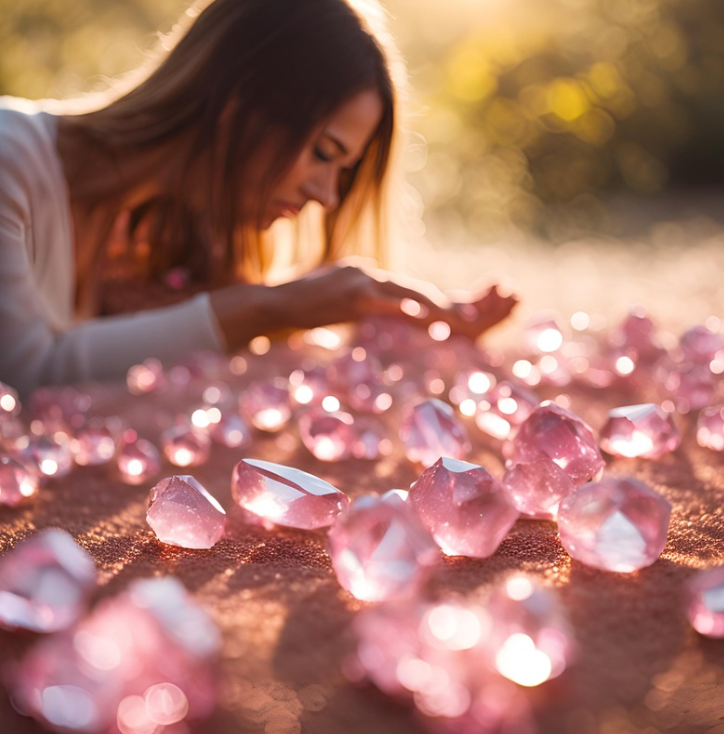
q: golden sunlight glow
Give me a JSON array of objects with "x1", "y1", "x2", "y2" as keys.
[
  {"x1": 305, "y1": 328, "x2": 342, "y2": 350},
  {"x1": 40, "y1": 459, "x2": 59, "y2": 476},
  {"x1": 293, "y1": 385, "x2": 314, "y2": 404},
  {"x1": 126, "y1": 459, "x2": 145, "y2": 477},
  {"x1": 322, "y1": 396, "x2": 341, "y2": 412},
  {"x1": 536, "y1": 327, "x2": 564, "y2": 352},
  {"x1": 400, "y1": 298, "x2": 423, "y2": 317},
  {"x1": 608, "y1": 430, "x2": 655, "y2": 457},
  {"x1": 615, "y1": 356, "x2": 636, "y2": 375},
  {"x1": 249, "y1": 336, "x2": 271, "y2": 355},
  {"x1": 495, "y1": 633, "x2": 553, "y2": 687},
  {"x1": 498, "y1": 397, "x2": 518, "y2": 415},
  {"x1": 424, "y1": 605, "x2": 483, "y2": 650},
  {"x1": 459, "y1": 398, "x2": 477, "y2": 416},
  {"x1": 476, "y1": 409, "x2": 512, "y2": 440},
  {"x1": 468, "y1": 371, "x2": 494, "y2": 394},
  {"x1": 170, "y1": 448, "x2": 195, "y2": 467},
  {"x1": 505, "y1": 575, "x2": 534, "y2": 601},
  {"x1": 253, "y1": 408, "x2": 287, "y2": 431}
]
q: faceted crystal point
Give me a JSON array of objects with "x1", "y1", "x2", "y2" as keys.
[
  {"x1": 599, "y1": 403, "x2": 681, "y2": 459},
  {"x1": 117, "y1": 432, "x2": 162, "y2": 484},
  {"x1": 502, "y1": 458, "x2": 576, "y2": 518},
  {"x1": 558, "y1": 476, "x2": 671, "y2": 573},
  {"x1": 161, "y1": 424, "x2": 211, "y2": 467},
  {"x1": 697, "y1": 405, "x2": 724, "y2": 451},
  {"x1": 328, "y1": 494, "x2": 439, "y2": 602},
  {"x1": 409, "y1": 457, "x2": 519, "y2": 558},
  {"x1": 486, "y1": 575, "x2": 574, "y2": 687},
  {"x1": 298, "y1": 410, "x2": 355, "y2": 462},
  {"x1": 0, "y1": 528, "x2": 96, "y2": 632},
  {"x1": 475, "y1": 381, "x2": 540, "y2": 440},
  {"x1": 147, "y1": 475, "x2": 226, "y2": 549},
  {"x1": 0, "y1": 381, "x2": 21, "y2": 420},
  {"x1": 231, "y1": 458, "x2": 349, "y2": 529},
  {"x1": 239, "y1": 380, "x2": 291, "y2": 432},
  {"x1": 0, "y1": 454, "x2": 39, "y2": 506},
  {"x1": 685, "y1": 566, "x2": 724, "y2": 638},
  {"x1": 400, "y1": 399, "x2": 471, "y2": 468},
  {"x1": 506, "y1": 402, "x2": 605, "y2": 487}
]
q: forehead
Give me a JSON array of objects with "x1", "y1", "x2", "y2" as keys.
[{"x1": 320, "y1": 89, "x2": 385, "y2": 158}]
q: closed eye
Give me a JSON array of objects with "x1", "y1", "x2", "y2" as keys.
[{"x1": 314, "y1": 146, "x2": 333, "y2": 163}]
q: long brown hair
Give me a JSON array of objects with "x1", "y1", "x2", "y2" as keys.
[{"x1": 64, "y1": 0, "x2": 407, "y2": 288}]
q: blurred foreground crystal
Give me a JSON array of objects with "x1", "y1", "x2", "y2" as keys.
[
  {"x1": 9, "y1": 577, "x2": 220, "y2": 733},
  {"x1": 126, "y1": 358, "x2": 166, "y2": 394},
  {"x1": 328, "y1": 492, "x2": 439, "y2": 602},
  {"x1": 505, "y1": 402, "x2": 604, "y2": 487},
  {"x1": 400, "y1": 399, "x2": 471, "y2": 468},
  {"x1": 0, "y1": 454, "x2": 39, "y2": 505},
  {"x1": 502, "y1": 458, "x2": 576, "y2": 519},
  {"x1": 697, "y1": 405, "x2": 724, "y2": 451},
  {"x1": 72, "y1": 419, "x2": 118, "y2": 466},
  {"x1": 558, "y1": 477, "x2": 671, "y2": 573},
  {"x1": 239, "y1": 380, "x2": 291, "y2": 432},
  {"x1": 298, "y1": 410, "x2": 355, "y2": 462},
  {"x1": 117, "y1": 431, "x2": 161, "y2": 484},
  {"x1": 208, "y1": 411, "x2": 252, "y2": 449},
  {"x1": 410, "y1": 457, "x2": 518, "y2": 558},
  {"x1": 685, "y1": 566, "x2": 724, "y2": 638},
  {"x1": 0, "y1": 529, "x2": 96, "y2": 632},
  {"x1": 22, "y1": 435, "x2": 74, "y2": 478},
  {"x1": 231, "y1": 458, "x2": 349, "y2": 529},
  {"x1": 599, "y1": 403, "x2": 681, "y2": 459},
  {"x1": 161, "y1": 424, "x2": 211, "y2": 467},
  {"x1": 147, "y1": 475, "x2": 226, "y2": 549}
]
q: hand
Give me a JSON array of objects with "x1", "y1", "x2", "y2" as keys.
[{"x1": 445, "y1": 284, "x2": 519, "y2": 340}]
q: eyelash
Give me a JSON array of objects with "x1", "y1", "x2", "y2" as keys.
[{"x1": 314, "y1": 147, "x2": 333, "y2": 163}]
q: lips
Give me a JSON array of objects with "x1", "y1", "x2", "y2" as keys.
[{"x1": 277, "y1": 201, "x2": 303, "y2": 217}]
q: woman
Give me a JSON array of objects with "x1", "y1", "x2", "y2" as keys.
[{"x1": 0, "y1": 0, "x2": 516, "y2": 397}]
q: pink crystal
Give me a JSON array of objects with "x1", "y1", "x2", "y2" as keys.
[
  {"x1": 685, "y1": 566, "x2": 724, "y2": 638},
  {"x1": 400, "y1": 399, "x2": 471, "y2": 468},
  {"x1": 327, "y1": 349, "x2": 382, "y2": 389},
  {"x1": 299, "y1": 410, "x2": 354, "y2": 462},
  {"x1": 409, "y1": 457, "x2": 519, "y2": 558},
  {"x1": 9, "y1": 576, "x2": 219, "y2": 733},
  {"x1": 239, "y1": 380, "x2": 292, "y2": 432},
  {"x1": 328, "y1": 493, "x2": 439, "y2": 601},
  {"x1": 348, "y1": 380, "x2": 394, "y2": 414},
  {"x1": 289, "y1": 366, "x2": 330, "y2": 406},
  {"x1": 661, "y1": 362, "x2": 716, "y2": 413},
  {"x1": 28, "y1": 386, "x2": 91, "y2": 433},
  {"x1": 72, "y1": 419, "x2": 118, "y2": 466},
  {"x1": 557, "y1": 476, "x2": 671, "y2": 572},
  {"x1": 502, "y1": 458, "x2": 576, "y2": 518},
  {"x1": 486, "y1": 575, "x2": 574, "y2": 687},
  {"x1": 126, "y1": 358, "x2": 166, "y2": 395},
  {"x1": 0, "y1": 529, "x2": 96, "y2": 632},
  {"x1": 697, "y1": 405, "x2": 724, "y2": 450},
  {"x1": 209, "y1": 411, "x2": 252, "y2": 448},
  {"x1": 147, "y1": 475, "x2": 226, "y2": 549},
  {"x1": 231, "y1": 458, "x2": 349, "y2": 529},
  {"x1": 27, "y1": 435, "x2": 74, "y2": 478},
  {"x1": 609, "y1": 308, "x2": 665, "y2": 363},
  {"x1": 161, "y1": 424, "x2": 211, "y2": 467},
  {"x1": 505, "y1": 402, "x2": 605, "y2": 487},
  {"x1": 679, "y1": 324, "x2": 724, "y2": 364},
  {"x1": 526, "y1": 315, "x2": 564, "y2": 353},
  {"x1": 117, "y1": 431, "x2": 162, "y2": 484},
  {"x1": 0, "y1": 454, "x2": 38, "y2": 505},
  {"x1": 475, "y1": 381, "x2": 539, "y2": 440},
  {"x1": 351, "y1": 418, "x2": 392, "y2": 460},
  {"x1": 599, "y1": 403, "x2": 681, "y2": 459},
  {"x1": 0, "y1": 381, "x2": 21, "y2": 420}
]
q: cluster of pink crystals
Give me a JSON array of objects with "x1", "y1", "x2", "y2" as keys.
[{"x1": 400, "y1": 399, "x2": 471, "y2": 468}]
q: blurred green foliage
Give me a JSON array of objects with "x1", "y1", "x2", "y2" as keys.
[{"x1": 3, "y1": 0, "x2": 724, "y2": 239}]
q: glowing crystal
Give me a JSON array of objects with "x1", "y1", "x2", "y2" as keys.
[
  {"x1": 0, "y1": 381, "x2": 21, "y2": 420},
  {"x1": 72, "y1": 419, "x2": 118, "y2": 466},
  {"x1": 599, "y1": 403, "x2": 681, "y2": 459},
  {"x1": 299, "y1": 410, "x2": 354, "y2": 462},
  {"x1": 685, "y1": 566, "x2": 724, "y2": 638},
  {"x1": 117, "y1": 432, "x2": 161, "y2": 485},
  {"x1": 502, "y1": 458, "x2": 576, "y2": 518},
  {"x1": 239, "y1": 380, "x2": 291, "y2": 432},
  {"x1": 209, "y1": 411, "x2": 252, "y2": 449},
  {"x1": 475, "y1": 381, "x2": 539, "y2": 440},
  {"x1": 0, "y1": 454, "x2": 38, "y2": 505},
  {"x1": 161, "y1": 424, "x2": 211, "y2": 467},
  {"x1": 697, "y1": 405, "x2": 724, "y2": 451}
]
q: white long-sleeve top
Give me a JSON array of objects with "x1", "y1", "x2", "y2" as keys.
[{"x1": 0, "y1": 97, "x2": 225, "y2": 397}]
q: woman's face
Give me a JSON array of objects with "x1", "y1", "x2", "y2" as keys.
[{"x1": 254, "y1": 89, "x2": 385, "y2": 229}]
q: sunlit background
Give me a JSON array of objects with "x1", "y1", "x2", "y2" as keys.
[{"x1": 3, "y1": 0, "x2": 724, "y2": 325}]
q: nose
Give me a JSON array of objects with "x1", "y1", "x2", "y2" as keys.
[{"x1": 303, "y1": 168, "x2": 340, "y2": 213}]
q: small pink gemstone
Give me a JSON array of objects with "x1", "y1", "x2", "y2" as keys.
[
  {"x1": 679, "y1": 325, "x2": 724, "y2": 364},
  {"x1": 697, "y1": 405, "x2": 724, "y2": 450},
  {"x1": 685, "y1": 566, "x2": 724, "y2": 638},
  {"x1": 126, "y1": 358, "x2": 166, "y2": 395},
  {"x1": 400, "y1": 399, "x2": 471, "y2": 467},
  {"x1": 610, "y1": 308, "x2": 665, "y2": 363},
  {"x1": 486, "y1": 575, "x2": 574, "y2": 686},
  {"x1": 327, "y1": 350, "x2": 383, "y2": 389},
  {"x1": 662, "y1": 362, "x2": 716, "y2": 413},
  {"x1": 28, "y1": 386, "x2": 92, "y2": 433},
  {"x1": 0, "y1": 381, "x2": 21, "y2": 420},
  {"x1": 351, "y1": 418, "x2": 391, "y2": 460},
  {"x1": 147, "y1": 475, "x2": 226, "y2": 549},
  {"x1": 117, "y1": 433, "x2": 161, "y2": 485},
  {"x1": 506, "y1": 402, "x2": 604, "y2": 487},
  {"x1": 209, "y1": 411, "x2": 252, "y2": 448},
  {"x1": 161, "y1": 424, "x2": 211, "y2": 467},
  {"x1": 0, "y1": 528, "x2": 96, "y2": 632},
  {"x1": 475, "y1": 381, "x2": 539, "y2": 440},
  {"x1": 239, "y1": 380, "x2": 291, "y2": 432},
  {"x1": 348, "y1": 380, "x2": 394, "y2": 414},
  {"x1": 231, "y1": 458, "x2": 349, "y2": 529},
  {"x1": 502, "y1": 458, "x2": 576, "y2": 518},
  {"x1": 409, "y1": 457, "x2": 519, "y2": 558},
  {"x1": 72, "y1": 419, "x2": 118, "y2": 466},
  {"x1": 526, "y1": 315, "x2": 564, "y2": 353},
  {"x1": 29, "y1": 435, "x2": 74, "y2": 478},
  {"x1": 289, "y1": 365, "x2": 330, "y2": 407},
  {"x1": 298, "y1": 410, "x2": 354, "y2": 462},
  {"x1": 599, "y1": 403, "x2": 681, "y2": 459},
  {"x1": 328, "y1": 494, "x2": 439, "y2": 602},
  {"x1": 558, "y1": 476, "x2": 671, "y2": 573},
  {"x1": 0, "y1": 454, "x2": 38, "y2": 505}
]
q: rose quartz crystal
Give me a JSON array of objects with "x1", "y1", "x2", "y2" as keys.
[
  {"x1": 348, "y1": 380, "x2": 394, "y2": 414},
  {"x1": 289, "y1": 366, "x2": 330, "y2": 406},
  {"x1": 147, "y1": 475, "x2": 226, "y2": 549},
  {"x1": 679, "y1": 324, "x2": 724, "y2": 364},
  {"x1": 399, "y1": 399, "x2": 471, "y2": 468},
  {"x1": 231, "y1": 458, "x2": 349, "y2": 529},
  {"x1": 506, "y1": 402, "x2": 604, "y2": 486},
  {"x1": 9, "y1": 576, "x2": 219, "y2": 733},
  {"x1": 486, "y1": 575, "x2": 574, "y2": 687},
  {"x1": 117, "y1": 432, "x2": 161, "y2": 484},
  {"x1": 409, "y1": 457, "x2": 519, "y2": 557},
  {"x1": 352, "y1": 418, "x2": 391, "y2": 460},
  {"x1": 328, "y1": 492, "x2": 439, "y2": 602},
  {"x1": 239, "y1": 380, "x2": 291, "y2": 432},
  {"x1": 697, "y1": 405, "x2": 724, "y2": 450},
  {"x1": 558, "y1": 476, "x2": 671, "y2": 573},
  {"x1": 0, "y1": 454, "x2": 38, "y2": 506},
  {"x1": 209, "y1": 411, "x2": 252, "y2": 448},
  {"x1": 685, "y1": 566, "x2": 724, "y2": 638},
  {"x1": 126, "y1": 358, "x2": 166, "y2": 395},
  {"x1": 72, "y1": 419, "x2": 118, "y2": 466},
  {"x1": 475, "y1": 381, "x2": 539, "y2": 440},
  {"x1": 298, "y1": 410, "x2": 355, "y2": 462},
  {"x1": 26, "y1": 435, "x2": 74, "y2": 478},
  {"x1": 327, "y1": 350, "x2": 382, "y2": 389},
  {"x1": 0, "y1": 529, "x2": 96, "y2": 633},
  {"x1": 502, "y1": 458, "x2": 576, "y2": 518},
  {"x1": 161, "y1": 424, "x2": 211, "y2": 467},
  {"x1": 599, "y1": 403, "x2": 681, "y2": 459},
  {"x1": 662, "y1": 362, "x2": 716, "y2": 413},
  {"x1": 609, "y1": 308, "x2": 665, "y2": 363}
]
